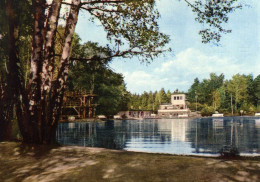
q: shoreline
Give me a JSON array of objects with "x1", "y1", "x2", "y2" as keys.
[{"x1": 59, "y1": 115, "x2": 260, "y2": 123}]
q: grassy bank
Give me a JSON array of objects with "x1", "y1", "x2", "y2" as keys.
[{"x1": 0, "y1": 142, "x2": 260, "y2": 182}]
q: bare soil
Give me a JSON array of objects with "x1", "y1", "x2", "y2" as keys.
[{"x1": 0, "y1": 142, "x2": 260, "y2": 182}]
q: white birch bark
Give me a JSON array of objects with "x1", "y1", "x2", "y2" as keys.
[
  {"x1": 51, "y1": 0, "x2": 80, "y2": 127},
  {"x1": 42, "y1": 0, "x2": 62, "y2": 93}
]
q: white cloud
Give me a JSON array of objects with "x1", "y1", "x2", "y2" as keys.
[
  {"x1": 155, "y1": 60, "x2": 174, "y2": 73},
  {"x1": 123, "y1": 71, "x2": 166, "y2": 93},
  {"x1": 121, "y1": 48, "x2": 257, "y2": 94},
  {"x1": 171, "y1": 48, "x2": 242, "y2": 78}
]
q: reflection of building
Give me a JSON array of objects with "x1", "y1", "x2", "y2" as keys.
[
  {"x1": 255, "y1": 119, "x2": 260, "y2": 128},
  {"x1": 171, "y1": 119, "x2": 189, "y2": 141},
  {"x1": 213, "y1": 119, "x2": 224, "y2": 128},
  {"x1": 158, "y1": 94, "x2": 190, "y2": 118},
  {"x1": 157, "y1": 119, "x2": 190, "y2": 142},
  {"x1": 117, "y1": 110, "x2": 152, "y2": 119}
]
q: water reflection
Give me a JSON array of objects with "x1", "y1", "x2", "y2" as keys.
[{"x1": 57, "y1": 117, "x2": 260, "y2": 156}]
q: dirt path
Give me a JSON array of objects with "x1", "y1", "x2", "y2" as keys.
[{"x1": 0, "y1": 142, "x2": 260, "y2": 182}]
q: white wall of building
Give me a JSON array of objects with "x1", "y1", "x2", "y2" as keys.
[{"x1": 171, "y1": 94, "x2": 186, "y2": 108}]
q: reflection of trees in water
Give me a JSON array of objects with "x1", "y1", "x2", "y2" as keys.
[
  {"x1": 240, "y1": 119, "x2": 259, "y2": 153},
  {"x1": 57, "y1": 119, "x2": 173, "y2": 149},
  {"x1": 186, "y1": 117, "x2": 260, "y2": 154},
  {"x1": 57, "y1": 118, "x2": 260, "y2": 154},
  {"x1": 57, "y1": 121, "x2": 127, "y2": 149},
  {"x1": 124, "y1": 120, "x2": 171, "y2": 143}
]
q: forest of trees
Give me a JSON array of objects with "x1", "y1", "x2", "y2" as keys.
[
  {"x1": 187, "y1": 73, "x2": 260, "y2": 116},
  {"x1": 0, "y1": 0, "x2": 244, "y2": 143},
  {"x1": 126, "y1": 73, "x2": 260, "y2": 116},
  {"x1": 67, "y1": 35, "x2": 129, "y2": 116},
  {"x1": 126, "y1": 89, "x2": 182, "y2": 111}
]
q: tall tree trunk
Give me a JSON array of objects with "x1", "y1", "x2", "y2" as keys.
[
  {"x1": 42, "y1": 0, "x2": 62, "y2": 93},
  {"x1": 41, "y1": 0, "x2": 62, "y2": 144},
  {"x1": 47, "y1": 0, "x2": 80, "y2": 143},
  {"x1": 15, "y1": 0, "x2": 80, "y2": 144},
  {"x1": 0, "y1": 0, "x2": 21, "y2": 141},
  {"x1": 15, "y1": 0, "x2": 47, "y2": 143},
  {"x1": 231, "y1": 93, "x2": 233, "y2": 115}
]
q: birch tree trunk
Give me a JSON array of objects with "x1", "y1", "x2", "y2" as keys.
[
  {"x1": 48, "y1": 0, "x2": 80, "y2": 143},
  {"x1": 41, "y1": 0, "x2": 62, "y2": 143},
  {"x1": 14, "y1": 0, "x2": 61, "y2": 144},
  {"x1": 18, "y1": 0, "x2": 48, "y2": 143},
  {"x1": 15, "y1": 0, "x2": 80, "y2": 144}
]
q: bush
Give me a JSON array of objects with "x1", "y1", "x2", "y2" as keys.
[
  {"x1": 218, "y1": 108, "x2": 229, "y2": 115},
  {"x1": 187, "y1": 102, "x2": 204, "y2": 112},
  {"x1": 255, "y1": 105, "x2": 260, "y2": 113},
  {"x1": 201, "y1": 105, "x2": 215, "y2": 116},
  {"x1": 240, "y1": 103, "x2": 256, "y2": 115}
]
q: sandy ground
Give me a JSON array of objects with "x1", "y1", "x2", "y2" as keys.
[{"x1": 0, "y1": 142, "x2": 260, "y2": 182}]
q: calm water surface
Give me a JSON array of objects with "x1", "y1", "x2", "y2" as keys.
[{"x1": 57, "y1": 117, "x2": 260, "y2": 156}]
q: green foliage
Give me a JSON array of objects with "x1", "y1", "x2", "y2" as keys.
[
  {"x1": 201, "y1": 105, "x2": 215, "y2": 116},
  {"x1": 87, "y1": 0, "x2": 170, "y2": 62},
  {"x1": 166, "y1": 90, "x2": 172, "y2": 103},
  {"x1": 251, "y1": 75, "x2": 260, "y2": 106},
  {"x1": 147, "y1": 91, "x2": 155, "y2": 110},
  {"x1": 226, "y1": 74, "x2": 249, "y2": 111},
  {"x1": 187, "y1": 78, "x2": 200, "y2": 102},
  {"x1": 95, "y1": 72, "x2": 129, "y2": 116},
  {"x1": 67, "y1": 40, "x2": 129, "y2": 116},
  {"x1": 127, "y1": 88, "x2": 187, "y2": 112},
  {"x1": 187, "y1": 73, "x2": 260, "y2": 115},
  {"x1": 187, "y1": 102, "x2": 204, "y2": 112},
  {"x1": 187, "y1": 73, "x2": 224, "y2": 106},
  {"x1": 240, "y1": 102, "x2": 255, "y2": 115},
  {"x1": 186, "y1": 0, "x2": 242, "y2": 44},
  {"x1": 255, "y1": 105, "x2": 260, "y2": 113}
]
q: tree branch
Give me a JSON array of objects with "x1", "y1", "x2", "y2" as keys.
[
  {"x1": 62, "y1": 0, "x2": 125, "y2": 6},
  {"x1": 54, "y1": 46, "x2": 166, "y2": 63},
  {"x1": 183, "y1": 0, "x2": 205, "y2": 15},
  {"x1": 80, "y1": 6, "x2": 121, "y2": 13},
  {"x1": 80, "y1": 0, "x2": 125, "y2": 6}
]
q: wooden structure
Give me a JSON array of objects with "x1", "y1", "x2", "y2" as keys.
[{"x1": 62, "y1": 91, "x2": 97, "y2": 119}]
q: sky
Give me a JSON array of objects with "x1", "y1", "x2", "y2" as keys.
[{"x1": 75, "y1": 0, "x2": 260, "y2": 94}]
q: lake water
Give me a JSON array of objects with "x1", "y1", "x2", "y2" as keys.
[{"x1": 57, "y1": 117, "x2": 260, "y2": 156}]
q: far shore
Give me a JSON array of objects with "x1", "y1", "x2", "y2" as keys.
[
  {"x1": 59, "y1": 115, "x2": 260, "y2": 123},
  {"x1": 1, "y1": 142, "x2": 260, "y2": 182}
]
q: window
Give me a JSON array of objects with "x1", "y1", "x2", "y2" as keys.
[
  {"x1": 177, "y1": 96, "x2": 179, "y2": 100},
  {"x1": 180, "y1": 96, "x2": 182, "y2": 100},
  {"x1": 174, "y1": 96, "x2": 176, "y2": 100}
]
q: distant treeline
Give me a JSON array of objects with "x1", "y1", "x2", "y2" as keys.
[
  {"x1": 187, "y1": 73, "x2": 260, "y2": 116},
  {"x1": 126, "y1": 89, "x2": 183, "y2": 111},
  {"x1": 126, "y1": 73, "x2": 260, "y2": 116}
]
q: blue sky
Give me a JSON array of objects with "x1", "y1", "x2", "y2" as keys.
[{"x1": 75, "y1": 0, "x2": 260, "y2": 94}]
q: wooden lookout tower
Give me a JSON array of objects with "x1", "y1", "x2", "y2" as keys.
[{"x1": 61, "y1": 91, "x2": 97, "y2": 119}]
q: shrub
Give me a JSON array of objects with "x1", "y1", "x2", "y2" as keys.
[
  {"x1": 240, "y1": 103, "x2": 256, "y2": 115},
  {"x1": 187, "y1": 102, "x2": 204, "y2": 112},
  {"x1": 201, "y1": 105, "x2": 215, "y2": 116}
]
